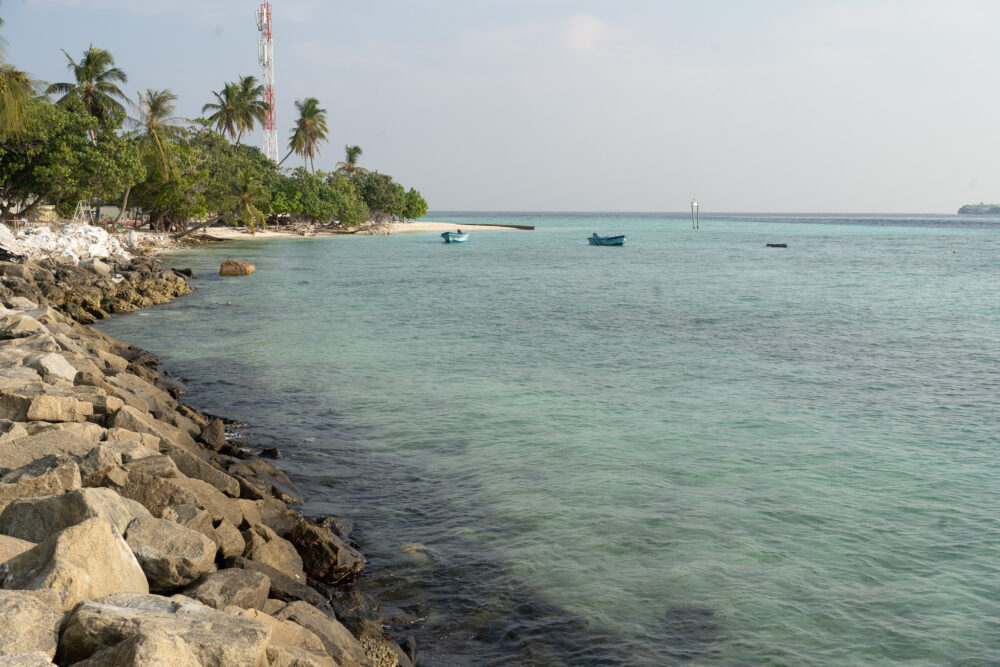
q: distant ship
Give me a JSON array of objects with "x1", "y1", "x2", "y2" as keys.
[{"x1": 957, "y1": 203, "x2": 1000, "y2": 214}]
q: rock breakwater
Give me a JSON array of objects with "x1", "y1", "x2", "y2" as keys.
[{"x1": 0, "y1": 281, "x2": 414, "y2": 662}]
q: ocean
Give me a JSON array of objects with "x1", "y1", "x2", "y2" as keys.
[{"x1": 97, "y1": 212, "x2": 1000, "y2": 665}]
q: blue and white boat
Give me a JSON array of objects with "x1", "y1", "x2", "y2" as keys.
[
  {"x1": 442, "y1": 231, "x2": 469, "y2": 243},
  {"x1": 588, "y1": 234, "x2": 626, "y2": 246}
]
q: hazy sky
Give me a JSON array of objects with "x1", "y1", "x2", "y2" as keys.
[{"x1": 5, "y1": 0, "x2": 1000, "y2": 212}]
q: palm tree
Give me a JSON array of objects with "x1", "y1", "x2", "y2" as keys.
[
  {"x1": 279, "y1": 97, "x2": 328, "y2": 173},
  {"x1": 202, "y1": 82, "x2": 240, "y2": 143},
  {"x1": 0, "y1": 64, "x2": 33, "y2": 142},
  {"x1": 116, "y1": 88, "x2": 186, "y2": 224},
  {"x1": 128, "y1": 88, "x2": 186, "y2": 179},
  {"x1": 0, "y1": 7, "x2": 33, "y2": 140},
  {"x1": 230, "y1": 167, "x2": 269, "y2": 234},
  {"x1": 335, "y1": 145, "x2": 367, "y2": 176},
  {"x1": 234, "y1": 75, "x2": 268, "y2": 146},
  {"x1": 45, "y1": 45, "x2": 127, "y2": 136},
  {"x1": 202, "y1": 76, "x2": 269, "y2": 147}
]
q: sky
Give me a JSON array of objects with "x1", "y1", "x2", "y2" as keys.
[{"x1": 4, "y1": 0, "x2": 1000, "y2": 213}]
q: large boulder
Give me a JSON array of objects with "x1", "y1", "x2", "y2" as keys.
[
  {"x1": 0, "y1": 430, "x2": 100, "y2": 472},
  {"x1": 108, "y1": 405, "x2": 197, "y2": 450},
  {"x1": 238, "y1": 608, "x2": 334, "y2": 667},
  {"x1": 167, "y1": 448, "x2": 240, "y2": 497},
  {"x1": 0, "y1": 652, "x2": 53, "y2": 665},
  {"x1": 68, "y1": 630, "x2": 201, "y2": 667},
  {"x1": 0, "y1": 535, "x2": 34, "y2": 563},
  {"x1": 275, "y1": 601, "x2": 372, "y2": 667},
  {"x1": 225, "y1": 558, "x2": 326, "y2": 606},
  {"x1": 0, "y1": 487, "x2": 150, "y2": 543},
  {"x1": 199, "y1": 418, "x2": 227, "y2": 450},
  {"x1": 124, "y1": 517, "x2": 217, "y2": 592},
  {"x1": 0, "y1": 589, "x2": 64, "y2": 659},
  {"x1": 290, "y1": 519, "x2": 366, "y2": 585},
  {"x1": 0, "y1": 517, "x2": 148, "y2": 610},
  {"x1": 242, "y1": 524, "x2": 306, "y2": 583},
  {"x1": 219, "y1": 259, "x2": 255, "y2": 276},
  {"x1": 182, "y1": 568, "x2": 270, "y2": 611},
  {"x1": 0, "y1": 455, "x2": 81, "y2": 513},
  {"x1": 56, "y1": 593, "x2": 272, "y2": 666},
  {"x1": 24, "y1": 353, "x2": 77, "y2": 383},
  {"x1": 96, "y1": 466, "x2": 241, "y2": 526}
]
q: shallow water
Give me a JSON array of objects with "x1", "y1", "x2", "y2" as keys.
[{"x1": 99, "y1": 213, "x2": 1000, "y2": 665}]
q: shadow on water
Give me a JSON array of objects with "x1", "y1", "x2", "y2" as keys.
[{"x1": 152, "y1": 352, "x2": 722, "y2": 666}]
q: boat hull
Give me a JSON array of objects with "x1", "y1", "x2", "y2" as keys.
[
  {"x1": 442, "y1": 232, "x2": 469, "y2": 243},
  {"x1": 588, "y1": 235, "x2": 627, "y2": 246}
]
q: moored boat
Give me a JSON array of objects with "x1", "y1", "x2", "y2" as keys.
[
  {"x1": 441, "y1": 231, "x2": 469, "y2": 243},
  {"x1": 588, "y1": 234, "x2": 627, "y2": 246}
]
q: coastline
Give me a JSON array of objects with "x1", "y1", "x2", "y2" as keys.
[
  {"x1": 0, "y1": 251, "x2": 415, "y2": 665},
  {"x1": 192, "y1": 220, "x2": 526, "y2": 242}
]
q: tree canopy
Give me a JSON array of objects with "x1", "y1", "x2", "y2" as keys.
[{"x1": 0, "y1": 42, "x2": 428, "y2": 230}]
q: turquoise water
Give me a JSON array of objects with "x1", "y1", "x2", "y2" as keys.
[{"x1": 99, "y1": 214, "x2": 1000, "y2": 665}]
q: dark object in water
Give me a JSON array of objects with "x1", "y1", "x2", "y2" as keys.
[
  {"x1": 766, "y1": 243, "x2": 787, "y2": 248},
  {"x1": 259, "y1": 447, "x2": 282, "y2": 459},
  {"x1": 172, "y1": 267, "x2": 196, "y2": 278}
]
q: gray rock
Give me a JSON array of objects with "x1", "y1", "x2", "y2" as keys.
[
  {"x1": 213, "y1": 518, "x2": 246, "y2": 560},
  {"x1": 183, "y1": 568, "x2": 270, "y2": 610},
  {"x1": 0, "y1": 455, "x2": 80, "y2": 513},
  {"x1": 0, "y1": 652, "x2": 54, "y2": 666},
  {"x1": 0, "y1": 589, "x2": 63, "y2": 659},
  {"x1": 0, "y1": 517, "x2": 148, "y2": 610},
  {"x1": 0, "y1": 430, "x2": 98, "y2": 471},
  {"x1": 225, "y1": 557, "x2": 326, "y2": 606},
  {"x1": 237, "y1": 608, "x2": 333, "y2": 666},
  {"x1": 199, "y1": 418, "x2": 227, "y2": 450},
  {"x1": 108, "y1": 405, "x2": 196, "y2": 450},
  {"x1": 275, "y1": 601, "x2": 373, "y2": 667},
  {"x1": 0, "y1": 487, "x2": 151, "y2": 543},
  {"x1": 0, "y1": 314, "x2": 46, "y2": 339},
  {"x1": 123, "y1": 454, "x2": 181, "y2": 479},
  {"x1": 0, "y1": 535, "x2": 34, "y2": 563},
  {"x1": 68, "y1": 629, "x2": 201, "y2": 667},
  {"x1": 167, "y1": 448, "x2": 240, "y2": 497},
  {"x1": 24, "y1": 353, "x2": 77, "y2": 383},
  {"x1": 81, "y1": 259, "x2": 111, "y2": 277},
  {"x1": 290, "y1": 519, "x2": 367, "y2": 585},
  {"x1": 242, "y1": 524, "x2": 306, "y2": 582},
  {"x1": 124, "y1": 517, "x2": 217, "y2": 591},
  {"x1": 56, "y1": 593, "x2": 271, "y2": 666}
]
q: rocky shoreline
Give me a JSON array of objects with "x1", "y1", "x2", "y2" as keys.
[{"x1": 0, "y1": 256, "x2": 415, "y2": 666}]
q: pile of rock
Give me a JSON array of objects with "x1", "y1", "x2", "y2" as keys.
[
  {"x1": 0, "y1": 301, "x2": 412, "y2": 665},
  {"x1": 0, "y1": 257, "x2": 192, "y2": 325},
  {"x1": 1, "y1": 224, "x2": 130, "y2": 265}
]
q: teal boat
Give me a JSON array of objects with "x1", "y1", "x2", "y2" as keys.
[
  {"x1": 588, "y1": 234, "x2": 626, "y2": 246},
  {"x1": 442, "y1": 231, "x2": 469, "y2": 243}
]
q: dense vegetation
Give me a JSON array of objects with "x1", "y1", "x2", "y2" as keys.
[{"x1": 0, "y1": 29, "x2": 427, "y2": 232}]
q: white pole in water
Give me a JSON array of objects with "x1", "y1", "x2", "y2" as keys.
[{"x1": 691, "y1": 199, "x2": 700, "y2": 229}]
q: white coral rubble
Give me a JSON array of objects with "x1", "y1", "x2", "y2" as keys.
[{"x1": 1, "y1": 224, "x2": 132, "y2": 264}]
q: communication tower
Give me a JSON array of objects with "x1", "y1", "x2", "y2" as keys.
[{"x1": 256, "y1": 2, "x2": 278, "y2": 162}]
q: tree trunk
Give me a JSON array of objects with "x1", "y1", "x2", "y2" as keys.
[
  {"x1": 114, "y1": 185, "x2": 132, "y2": 224},
  {"x1": 171, "y1": 217, "x2": 220, "y2": 240},
  {"x1": 14, "y1": 191, "x2": 52, "y2": 221},
  {"x1": 278, "y1": 148, "x2": 294, "y2": 166}
]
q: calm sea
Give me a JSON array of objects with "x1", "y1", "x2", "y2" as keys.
[{"x1": 98, "y1": 213, "x2": 1000, "y2": 665}]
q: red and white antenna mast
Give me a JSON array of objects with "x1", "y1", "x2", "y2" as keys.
[{"x1": 256, "y1": 2, "x2": 278, "y2": 162}]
